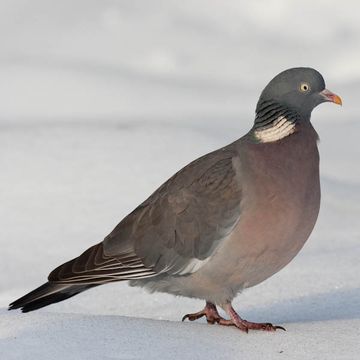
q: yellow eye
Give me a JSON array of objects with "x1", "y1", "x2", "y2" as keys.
[{"x1": 300, "y1": 82, "x2": 310, "y2": 92}]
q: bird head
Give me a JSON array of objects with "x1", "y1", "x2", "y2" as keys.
[{"x1": 256, "y1": 67, "x2": 342, "y2": 120}]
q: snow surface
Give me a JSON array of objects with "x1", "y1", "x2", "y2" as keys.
[{"x1": 1, "y1": 1, "x2": 360, "y2": 359}]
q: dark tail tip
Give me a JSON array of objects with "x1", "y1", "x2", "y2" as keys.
[{"x1": 9, "y1": 282, "x2": 97, "y2": 312}]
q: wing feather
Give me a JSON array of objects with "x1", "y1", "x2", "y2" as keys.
[
  {"x1": 49, "y1": 146, "x2": 242, "y2": 284},
  {"x1": 104, "y1": 146, "x2": 242, "y2": 277}
]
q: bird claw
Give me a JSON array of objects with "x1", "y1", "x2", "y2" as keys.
[
  {"x1": 262, "y1": 323, "x2": 286, "y2": 332},
  {"x1": 260, "y1": 323, "x2": 285, "y2": 332},
  {"x1": 232, "y1": 320, "x2": 286, "y2": 332},
  {"x1": 182, "y1": 312, "x2": 205, "y2": 322},
  {"x1": 275, "y1": 325, "x2": 287, "y2": 331}
]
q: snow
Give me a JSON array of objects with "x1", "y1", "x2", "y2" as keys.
[
  {"x1": 1, "y1": 310, "x2": 359, "y2": 360},
  {"x1": 1, "y1": 1, "x2": 360, "y2": 359}
]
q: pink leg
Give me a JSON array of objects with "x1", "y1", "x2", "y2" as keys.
[{"x1": 221, "y1": 302, "x2": 286, "y2": 333}]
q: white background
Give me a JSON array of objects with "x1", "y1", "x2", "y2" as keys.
[{"x1": 1, "y1": 1, "x2": 359, "y2": 359}]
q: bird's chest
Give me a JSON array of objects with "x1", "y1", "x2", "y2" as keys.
[{"x1": 223, "y1": 133, "x2": 321, "y2": 287}]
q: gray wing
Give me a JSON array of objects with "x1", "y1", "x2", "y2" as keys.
[{"x1": 49, "y1": 145, "x2": 243, "y2": 284}]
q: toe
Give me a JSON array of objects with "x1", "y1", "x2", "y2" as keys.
[
  {"x1": 182, "y1": 314, "x2": 196, "y2": 322},
  {"x1": 181, "y1": 314, "x2": 189, "y2": 322},
  {"x1": 182, "y1": 311, "x2": 206, "y2": 322},
  {"x1": 260, "y1": 323, "x2": 286, "y2": 332}
]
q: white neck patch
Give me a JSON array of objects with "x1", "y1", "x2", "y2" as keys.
[{"x1": 254, "y1": 115, "x2": 296, "y2": 143}]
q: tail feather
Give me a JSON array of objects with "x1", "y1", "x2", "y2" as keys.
[{"x1": 9, "y1": 282, "x2": 97, "y2": 313}]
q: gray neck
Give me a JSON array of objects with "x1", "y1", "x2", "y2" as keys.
[{"x1": 250, "y1": 100, "x2": 302, "y2": 143}]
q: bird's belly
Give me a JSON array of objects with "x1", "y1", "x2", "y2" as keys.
[
  {"x1": 166, "y1": 191, "x2": 320, "y2": 305},
  {"x1": 215, "y1": 191, "x2": 320, "y2": 289}
]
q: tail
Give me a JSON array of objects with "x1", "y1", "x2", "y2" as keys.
[
  {"x1": 8, "y1": 241, "x2": 151, "y2": 312},
  {"x1": 8, "y1": 282, "x2": 98, "y2": 313}
]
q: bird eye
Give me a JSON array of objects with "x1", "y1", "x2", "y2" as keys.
[{"x1": 300, "y1": 82, "x2": 310, "y2": 92}]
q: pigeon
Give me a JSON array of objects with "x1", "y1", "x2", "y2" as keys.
[{"x1": 9, "y1": 67, "x2": 342, "y2": 332}]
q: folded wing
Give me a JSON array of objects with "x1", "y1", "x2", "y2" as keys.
[{"x1": 49, "y1": 146, "x2": 243, "y2": 284}]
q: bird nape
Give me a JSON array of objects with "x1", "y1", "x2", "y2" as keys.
[{"x1": 9, "y1": 67, "x2": 342, "y2": 333}]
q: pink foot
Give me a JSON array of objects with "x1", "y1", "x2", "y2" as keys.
[
  {"x1": 182, "y1": 301, "x2": 286, "y2": 333},
  {"x1": 182, "y1": 301, "x2": 226, "y2": 324},
  {"x1": 222, "y1": 302, "x2": 286, "y2": 333}
]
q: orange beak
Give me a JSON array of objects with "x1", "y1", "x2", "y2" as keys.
[{"x1": 320, "y1": 89, "x2": 342, "y2": 106}]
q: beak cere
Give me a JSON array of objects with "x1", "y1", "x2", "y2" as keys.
[{"x1": 320, "y1": 89, "x2": 342, "y2": 105}]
